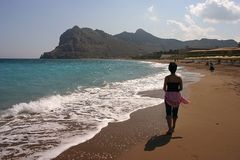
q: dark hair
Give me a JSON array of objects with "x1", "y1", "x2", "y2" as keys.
[{"x1": 168, "y1": 62, "x2": 177, "y2": 74}]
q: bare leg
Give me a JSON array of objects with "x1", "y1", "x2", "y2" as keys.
[
  {"x1": 172, "y1": 107, "x2": 179, "y2": 132},
  {"x1": 166, "y1": 116, "x2": 172, "y2": 134},
  {"x1": 172, "y1": 117, "x2": 177, "y2": 132}
]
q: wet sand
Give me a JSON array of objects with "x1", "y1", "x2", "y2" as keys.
[
  {"x1": 53, "y1": 89, "x2": 167, "y2": 160},
  {"x1": 54, "y1": 62, "x2": 240, "y2": 160}
]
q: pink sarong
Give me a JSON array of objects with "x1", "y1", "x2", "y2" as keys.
[{"x1": 165, "y1": 92, "x2": 190, "y2": 107}]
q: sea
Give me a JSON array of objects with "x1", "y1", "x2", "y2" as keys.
[{"x1": 0, "y1": 59, "x2": 201, "y2": 160}]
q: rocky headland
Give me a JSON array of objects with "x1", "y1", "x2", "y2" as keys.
[{"x1": 40, "y1": 26, "x2": 237, "y2": 59}]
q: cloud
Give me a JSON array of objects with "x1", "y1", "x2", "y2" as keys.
[
  {"x1": 167, "y1": 15, "x2": 219, "y2": 40},
  {"x1": 146, "y1": 5, "x2": 159, "y2": 21},
  {"x1": 148, "y1": 6, "x2": 154, "y2": 13},
  {"x1": 188, "y1": 0, "x2": 240, "y2": 23},
  {"x1": 184, "y1": 14, "x2": 195, "y2": 25},
  {"x1": 234, "y1": 35, "x2": 240, "y2": 42}
]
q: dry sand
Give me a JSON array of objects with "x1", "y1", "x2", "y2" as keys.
[
  {"x1": 54, "y1": 62, "x2": 240, "y2": 160},
  {"x1": 119, "y1": 62, "x2": 240, "y2": 160}
]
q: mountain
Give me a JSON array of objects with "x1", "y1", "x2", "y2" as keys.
[
  {"x1": 114, "y1": 29, "x2": 236, "y2": 51},
  {"x1": 41, "y1": 26, "x2": 144, "y2": 58},
  {"x1": 184, "y1": 38, "x2": 237, "y2": 48},
  {"x1": 114, "y1": 29, "x2": 184, "y2": 51},
  {"x1": 40, "y1": 26, "x2": 238, "y2": 59}
]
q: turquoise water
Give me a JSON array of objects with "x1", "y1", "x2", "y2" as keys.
[
  {"x1": 0, "y1": 59, "x2": 172, "y2": 159},
  {"x1": 0, "y1": 59, "x2": 202, "y2": 159},
  {"x1": 0, "y1": 59, "x2": 160, "y2": 110}
]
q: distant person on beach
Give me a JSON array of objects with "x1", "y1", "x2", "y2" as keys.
[
  {"x1": 163, "y1": 62, "x2": 183, "y2": 135},
  {"x1": 209, "y1": 62, "x2": 215, "y2": 72}
]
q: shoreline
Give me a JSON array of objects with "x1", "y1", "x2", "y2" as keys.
[
  {"x1": 52, "y1": 61, "x2": 201, "y2": 160},
  {"x1": 54, "y1": 61, "x2": 240, "y2": 160},
  {"x1": 53, "y1": 99, "x2": 167, "y2": 160},
  {"x1": 52, "y1": 89, "x2": 167, "y2": 160},
  {"x1": 118, "y1": 62, "x2": 240, "y2": 160},
  {"x1": 1, "y1": 60, "x2": 239, "y2": 159},
  {"x1": 1, "y1": 59, "x2": 169, "y2": 160}
]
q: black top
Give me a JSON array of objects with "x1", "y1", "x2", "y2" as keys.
[{"x1": 167, "y1": 82, "x2": 180, "y2": 92}]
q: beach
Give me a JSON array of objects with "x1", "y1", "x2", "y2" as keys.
[
  {"x1": 1, "y1": 1, "x2": 239, "y2": 159},
  {"x1": 54, "y1": 62, "x2": 240, "y2": 160}
]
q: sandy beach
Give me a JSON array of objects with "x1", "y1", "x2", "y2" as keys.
[{"x1": 54, "y1": 62, "x2": 240, "y2": 160}]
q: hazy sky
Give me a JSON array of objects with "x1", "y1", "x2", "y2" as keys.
[{"x1": 0, "y1": 0, "x2": 240, "y2": 58}]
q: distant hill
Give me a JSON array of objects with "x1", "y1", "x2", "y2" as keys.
[
  {"x1": 184, "y1": 38, "x2": 237, "y2": 49},
  {"x1": 40, "y1": 26, "x2": 238, "y2": 59},
  {"x1": 114, "y1": 28, "x2": 184, "y2": 51}
]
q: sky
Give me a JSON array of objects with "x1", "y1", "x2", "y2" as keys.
[{"x1": 0, "y1": 0, "x2": 240, "y2": 58}]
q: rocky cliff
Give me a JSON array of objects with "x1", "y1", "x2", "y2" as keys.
[{"x1": 40, "y1": 26, "x2": 238, "y2": 59}]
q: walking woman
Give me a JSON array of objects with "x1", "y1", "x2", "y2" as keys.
[{"x1": 163, "y1": 62, "x2": 183, "y2": 134}]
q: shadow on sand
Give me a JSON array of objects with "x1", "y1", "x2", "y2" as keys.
[{"x1": 144, "y1": 133, "x2": 183, "y2": 151}]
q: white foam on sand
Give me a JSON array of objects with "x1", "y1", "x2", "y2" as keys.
[
  {"x1": 0, "y1": 61, "x2": 204, "y2": 160},
  {"x1": 0, "y1": 62, "x2": 170, "y2": 160}
]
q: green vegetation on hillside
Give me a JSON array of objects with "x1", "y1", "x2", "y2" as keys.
[{"x1": 132, "y1": 50, "x2": 179, "y2": 59}]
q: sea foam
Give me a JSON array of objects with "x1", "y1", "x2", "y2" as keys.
[{"x1": 0, "y1": 62, "x2": 169, "y2": 160}]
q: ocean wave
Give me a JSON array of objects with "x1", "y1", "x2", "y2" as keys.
[{"x1": 0, "y1": 62, "x2": 169, "y2": 160}]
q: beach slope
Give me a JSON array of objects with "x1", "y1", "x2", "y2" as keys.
[
  {"x1": 119, "y1": 64, "x2": 240, "y2": 160},
  {"x1": 54, "y1": 63, "x2": 240, "y2": 160}
]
